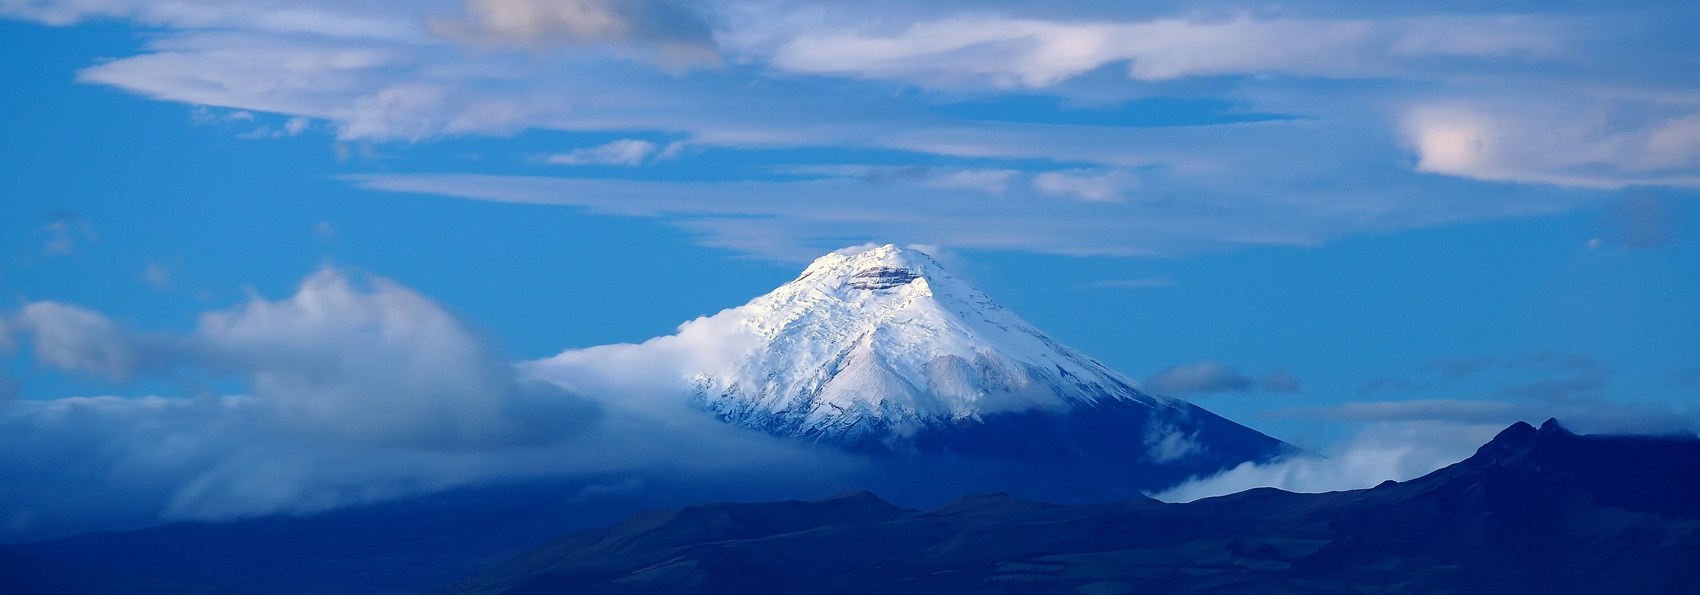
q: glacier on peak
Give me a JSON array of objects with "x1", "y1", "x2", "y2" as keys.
[{"x1": 689, "y1": 244, "x2": 1180, "y2": 445}]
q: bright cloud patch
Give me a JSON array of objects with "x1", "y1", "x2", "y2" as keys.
[
  {"x1": 344, "y1": 155, "x2": 1590, "y2": 260},
  {"x1": 3, "y1": 0, "x2": 1684, "y2": 212},
  {"x1": 756, "y1": 16, "x2": 1565, "y2": 87},
  {"x1": 432, "y1": 0, "x2": 721, "y2": 68},
  {"x1": 1153, "y1": 421, "x2": 1506, "y2": 502},
  {"x1": 546, "y1": 139, "x2": 660, "y2": 166},
  {"x1": 1404, "y1": 103, "x2": 1700, "y2": 188}
]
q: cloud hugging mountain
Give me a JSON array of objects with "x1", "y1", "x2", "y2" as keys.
[
  {"x1": 1, "y1": 245, "x2": 1300, "y2": 540},
  {"x1": 533, "y1": 244, "x2": 1293, "y2": 500}
]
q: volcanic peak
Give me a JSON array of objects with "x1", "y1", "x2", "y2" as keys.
[{"x1": 692, "y1": 244, "x2": 1176, "y2": 446}]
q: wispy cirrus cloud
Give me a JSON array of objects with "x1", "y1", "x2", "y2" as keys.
[
  {"x1": 431, "y1": 0, "x2": 720, "y2": 68},
  {"x1": 343, "y1": 144, "x2": 1591, "y2": 260},
  {"x1": 747, "y1": 15, "x2": 1568, "y2": 87},
  {"x1": 6, "y1": 0, "x2": 1698, "y2": 257},
  {"x1": 546, "y1": 139, "x2": 668, "y2": 166}
]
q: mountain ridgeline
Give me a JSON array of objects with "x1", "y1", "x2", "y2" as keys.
[
  {"x1": 8, "y1": 246, "x2": 1696, "y2": 594},
  {"x1": 682, "y1": 245, "x2": 1292, "y2": 498},
  {"x1": 427, "y1": 419, "x2": 1700, "y2": 595},
  {"x1": 5, "y1": 422, "x2": 1697, "y2": 593}
]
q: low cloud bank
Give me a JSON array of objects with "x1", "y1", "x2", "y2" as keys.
[
  {"x1": 1156, "y1": 353, "x2": 1700, "y2": 503},
  {"x1": 5, "y1": 271, "x2": 1692, "y2": 540},
  {"x1": 0, "y1": 268, "x2": 861, "y2": 541},
  {"x1": 1152, "y1": 421, "x2": 1507, "y2": 503}
]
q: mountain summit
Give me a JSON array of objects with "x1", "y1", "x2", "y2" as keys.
[
  {"x1": 687, "y1": 244, "x2": 1291, "y2": 495},
  {"x1": 692, "y1": 244, "x2": 1154, "y2": 442}
]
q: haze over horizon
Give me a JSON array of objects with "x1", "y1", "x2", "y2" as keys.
[{"x1": 2, "y1": 0, "x2": 1697, "y2": 543}]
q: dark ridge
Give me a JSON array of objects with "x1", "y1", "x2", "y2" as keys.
[
  {"x1": 11, "y1": 421, "x2": 1697, "y2": 595},
  {"x1": 846, "y1": 266, "x2": 920, "y2": 289},
  {"x1": 1462, "y1": 417, "x2": 1700, "y2": 519},
  {"x1": 416, "y1": 421, "x2": 1700, "y2": 595}
]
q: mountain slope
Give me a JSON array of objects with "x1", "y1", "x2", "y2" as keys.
[
  {"x1": 669, "y1": 244, "x2": 1291, "y2": 495},
  {"x1": 429, "y1": 420, "x2": 1700, "y2": 595},
  {"x1": 1, "y1": 478, "x2": 714, "y2": 595},
  {"x1": 690, "y1": 245, "x2": 1161, "y2": 442}
]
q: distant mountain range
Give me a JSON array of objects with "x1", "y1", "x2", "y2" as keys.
[
  {"x1": 426, "y1": 419, "x2": 1700, "y2": 595},
  {"x1": 6, "y1": 419, "x2": 1696, "y2": 594}
]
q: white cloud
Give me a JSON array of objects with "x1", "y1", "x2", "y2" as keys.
[
  {"x1": 10, "y1": 302, "x2": 159, "y2": 382},
  {"x1": 30, "y1": 211, "x2": 98, "y2": 257},
  {"x1": 1143, "y1": 360, "x2": 1252, "y2": 395},
  {"x1": 752, "y1": 15, "x2": 1566, "y2": 88},
  {"x1": 1142, "y1": 360, "x2": 1304, "y2": 396},
  {"x1": 1153, "y1": 421, "x2": 1506, "y2": 502},
  {"x1": 430, "y1": 0, "x2": 721, "y2": 69},
  {"x1": 1142, "y1": 421, "x2": 1202, "y2": 464},
  {"x1": 5, "y1": 0, "x2": 1698, "y2": 255},
  {"x1": 1402, "y1": 102, "x2": 1700, "y2": 188},
  {"x1": 190, "y1": 268, "x2": 586, "y2": 446},
  {"x1": 1032, "y1": 169, "x2": 1134, "y2": 202},
  {"x1": 143, "y1": 260, "x2": 173, "y2": 289},
  {"x1": 653, "y1": 140, "x2": 686, "y2": 161},
  {"x1": 546, "y1": 139, "x2": 659, "y2": 166},
  {"x1": 344, "y1": 162, "x2": 1594, "y2": 260},
  {"x1": 444, "y1": 0, "x2": 643, "y2": 43},
  {"x1": 0, "y1": 268, "x2": 856, "y2": 534},
  {"x1": 524, "y1": 304, "x2": 760, "y2": 414},
  {"x1": 0, "y1": 0, "x2": 422, "y2": 40},
  {"x1": 283, "y1": 115, "x2": 310, "y2": 135},
  {"x1": 925, "y1": 168, "x2": 1016, "y2": 194}
]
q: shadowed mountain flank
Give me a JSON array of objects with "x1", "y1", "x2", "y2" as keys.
[
  {"x1": 431, "y1": 420, "x2": 1700, "y2": 595},
  {"x1": 3, "y1": 420, "x2": 1695, "y2": 594}
]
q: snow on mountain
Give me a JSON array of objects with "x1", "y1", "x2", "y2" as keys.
[
  {"x1": 687, "y1": 244, "x2": 1178, "y2": 445},
  {"x1": 529, "y1": 244, "x2": 1291, "y2": 496}
]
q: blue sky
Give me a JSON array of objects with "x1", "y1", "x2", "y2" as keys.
[{"x1": 2, "y1": 0, "x2": 1697, "y2": 538}]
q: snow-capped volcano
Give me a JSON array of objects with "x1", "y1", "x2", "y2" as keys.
[
  {"x1": 535, "y1": 244, "x2": 1291, "y2": 497},
  {"x1": 693, "y1": 244, "x2": 1173, "y2": 445}
]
